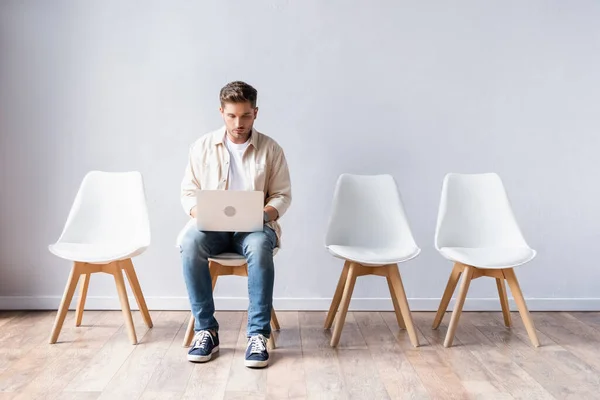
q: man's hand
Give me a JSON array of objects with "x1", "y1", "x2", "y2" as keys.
[
  {"x1": 190, "y1": 206, "x2": 197, "y2": 219},
  {"x1": 263, "y1": 206, "x2": 279, "y2": 222}
]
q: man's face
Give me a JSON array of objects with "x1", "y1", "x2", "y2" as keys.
[{"x1": 220, "y1": 101, "x2": 258, "y2": 143}]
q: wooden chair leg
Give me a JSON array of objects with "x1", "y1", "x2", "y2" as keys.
[
  {"x1": 387, "y1": 265, "x2": 419, "y2": 347},
  {"x1": 503, "y1": 268, "x2": 540, "y2": 347},
  {"x1": 110, "y1": 262, "x2": 137, "y2": 345},
  {"x1": 330, "y1": 262, "x2": 358, "y2": 347},
  {"x1": 496, "y1": 277, "x2": 512, "y2": 327},
  {"x1": 268, "y1": 332, "x2": 276, "y2": 350},
  {"x1": 270, "y1": 309, "x2": 280, "y2": 331},
  {"x1": 121, "y1": 259, "x2": 153, "y2": 328},
  {"x1": 49, "y1": 262, "x2": 83, "y2": 343},
  {"x1": 75, "y1": 272, "x2": 90, "y2": 327},
  {"x1": 324, "y1": 261, "x2": 350, "y2": 329},
  {"x1": 432, "y1": 263, "x2": 463, "y2": 329},
  {"x1": 183, "y1": 314, "x2": 195, "y2": 347},
  {"x1": 387, "y1": 275, "x2": 406, "y2": 329},
  {"x1": 444, "y1": 265, "x2": 474, "y2": 348}
]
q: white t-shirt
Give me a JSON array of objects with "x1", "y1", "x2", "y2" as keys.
[{"x1": 224, "y1": 134, "x2": 250, "y2": 190}]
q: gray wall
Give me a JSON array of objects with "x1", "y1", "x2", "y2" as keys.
[{"x1": 1, "y1": 1, "x2": 599, "y2": 311}]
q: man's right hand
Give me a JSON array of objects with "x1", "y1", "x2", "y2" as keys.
[{"x1": 190, "y1": 206, "x2": 197, "y2": 219}]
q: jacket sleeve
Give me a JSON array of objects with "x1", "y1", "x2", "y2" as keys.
[{"x1": 265, "y1": 145, "x2": 292, "y2": 218}]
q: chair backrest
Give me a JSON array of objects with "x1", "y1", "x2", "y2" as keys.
[
  {"x1": 435, "y1": 173, "x2": 529, "y2": 249},
  {"x1": 325, "y1": 174, "x2": 418, "y2": 250},
  {"x1": 57, "y1": 171, "x2": 151, "y2": 248}
]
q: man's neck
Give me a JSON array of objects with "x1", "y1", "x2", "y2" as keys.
[{"x1": 226, "y1": 131, "x2": 251, "y2": 145}]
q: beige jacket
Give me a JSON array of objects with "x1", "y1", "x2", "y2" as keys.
[{"x1": 180, "y1": 126, "x2": 292, "y2": 243}]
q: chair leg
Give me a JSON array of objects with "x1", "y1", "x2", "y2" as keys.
[
  {"x1": 432, "y1": 263, "x2": 463, "y2": 329},
  {"x1": 121, "y1": 259, "x2": 153, "y2": 328},
  {"x1": 110, "y1": 262, "x2": 137, "y2": 345},
  {"x1": 75, "y1": 273, "x2": 90, "y2": 327},
  {"x1": 496, "y1": 277, "x2": 512, "y2": 327},
  {"x1": 387, "y1": 265, "x2": 419, "y2": 347},
  {"x1": 387, "y1": 275, "x2": 405, "y2": 329},
  {"x1": 49, "y1": 262, "x2": 83, "y2": 344},
  {"x1": 324, "y1": 261, "x2": 350, "y2": 329},
  {"x1": 183, "y1": 314, "x2": 195, "y2": 347},
  {"x1": 330, "y1": 262, "x2": 358, "y2": 347},
  {"x1": 503, "y1": 268, "x2": 540, "y2": 347},
  {"x1": 268, "y1": 332, "x2": 276, "y2": 350},
  {"x1": 444, "y1": 265, "x2": 474, "y2": 348},
  {"x1": 271, "y1": 309, "x2": 280, "y2": 331}
]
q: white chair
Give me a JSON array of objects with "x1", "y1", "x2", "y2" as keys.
[
  {"x1": 48, "y1": 171, "x2": 153, "y2": 345},
  {"x1": 176, "y1": 225, "x2": 280, "y2": 350},
  {"x1": 324, "y1": 174, "x2": 420, "y2": 347},
  {"x1": 432, "y1": 173, "x2": 540, "y2": 348}
]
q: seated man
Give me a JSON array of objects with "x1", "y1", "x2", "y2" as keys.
[{"x1": 179, "y1": 81, "x2": 292, "y2": 368}]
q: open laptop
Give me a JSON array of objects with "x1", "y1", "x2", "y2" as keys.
[{"x1": 196, "y1": 190, "x2": 264, "y2": 232}]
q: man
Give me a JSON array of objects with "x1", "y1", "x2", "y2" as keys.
[{"x1": 179, "y1": 81, "x2": 291, "y2": 368}]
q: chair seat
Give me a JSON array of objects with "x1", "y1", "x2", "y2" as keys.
[
  {"x1": 48, "y1": 242, "x2": 147, "y2": 264},
  {"x1": 438, "y1": 247, "x2": 536, "y2": 269},
  {"x1": 208, "y1": 248, "x2": 279, "y2": 267},
  {"x1": 326, "y1": 245, "x2": 420, "y2": 266},
  {"x1": 208, "y1": 252, "x2": 247, "y2": 266}
]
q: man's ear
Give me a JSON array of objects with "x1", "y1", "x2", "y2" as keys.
[{"x1": 254, "y1": 107, "x2": 259, "y2": 119}]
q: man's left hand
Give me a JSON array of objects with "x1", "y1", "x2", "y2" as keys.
[{"x1": 264, "y1": 206, "x2": 279, "y2": 222}]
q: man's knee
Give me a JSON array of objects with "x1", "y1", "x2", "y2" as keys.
[
  {"x1": 243, "y1": 233, "x2": 275, "y2": 263},
  {"x1": 180, "y1": 228, "x2": 210, "y2": 257}
]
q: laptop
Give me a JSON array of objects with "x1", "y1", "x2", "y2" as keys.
[{"x1": 196, "y1": 190, "x2": 264, "y2": 232}]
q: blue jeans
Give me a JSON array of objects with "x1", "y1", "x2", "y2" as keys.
[{"x1": 180, "y1": 225, "x2": 277, "y2": 338}]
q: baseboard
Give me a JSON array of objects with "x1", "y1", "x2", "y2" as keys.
[{"x1": 1, "y1": 296, "x2": 600, "y2": 311}]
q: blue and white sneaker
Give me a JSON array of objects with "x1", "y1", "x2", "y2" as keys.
[
  {"x1": 187, "y1": 330, "x2": 219, "y2": 363},
  {"x1": 245, "y1": 334, "x2": 269, "y2": 368}
]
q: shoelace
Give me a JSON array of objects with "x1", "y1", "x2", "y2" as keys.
[
  {"x1": 248, "y1": 335, "x2": 267, "y2": 354},
  {"x1": 192, "y1": 330, "x2": 213, "y2": 350}
]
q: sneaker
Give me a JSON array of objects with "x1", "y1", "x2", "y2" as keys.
[
  {"x1": 187, "y1": 329, "x2": 219, "y2": 363},
  {"x1": 245, "y1": 334, "x2": 269, "y2": 368}
]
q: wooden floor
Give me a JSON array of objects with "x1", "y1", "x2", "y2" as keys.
[{"x1": 1, "y1": 311, "x2": 600, "y2": 399}]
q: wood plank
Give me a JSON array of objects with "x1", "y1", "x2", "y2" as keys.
[
  {"x1": 299, "y1": 311, "x2": 347, "y2": 399},
  {"x1": 570, "y1": 312, "x2": 600, "y2": 331},
  {"x1": 382, "y1": 312, "x2": 471, "y2": 400},
  {"x1": 0, "y1": 312, "x2": 22, "y2": 329},
  {"x1": 466, "y1": 312, "x2": 597, "y2": 399},
  {"x1": 139, "y1": 392, "x2": 183, "y2": 400},
  {"x1": 97, "y1": 311, "x2": 185, "y2": 400},
  {"x1": 354, "y1": 312, "x2": 430, "y2": 400},
  {"x1": 223, "y1": 392, "x2": 266, "y2": 400},
  {"x1": 0, "y1": 311, "x2": 102, "y2": 393},
  {"x1": 3, "y1": 311, "x2": 600, "y2": 399},
  {"x1": 0, "y1": 312, "x2": 56, "y2": 377},
  {"x1": 51, "y1": 393, "x2": 101, "y2": 400},
  {"x1": 525, "y1": 312, "x2": 600, "y2": 384},
  {"x1": 142, "y1": 312, "x2": 193, "y2": 397},
  {"x1": 508, "y1": 313, "x2": 600, "y2": 390},
  {"x1": 183, "y1": 311, "x2": 244, "y2": 400},
  {"x1": 64, "y1": 310, "x2": 152, "y2": 392},
  {"x1": 451, "y1": 314, "x2": 554, "y2": 400},
  {"x1": 336, "y1": 347, "x2": 391, "y2": 399},
  {"x1": 266, "y1": 311, "x2": 307, "y2": 399},
  {"x1": 411, "y1": 312, "x2": 511, "y2": 399},
  {"x1": 224, "y1": 314, "x2": 267, "y2": 396}
]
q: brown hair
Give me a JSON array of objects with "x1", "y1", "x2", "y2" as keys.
[{"x1": 219, "y1": 81, "x2": 258, "y2": 108}]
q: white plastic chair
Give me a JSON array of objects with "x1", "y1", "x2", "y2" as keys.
[
  {"x1": 176, "y1": 224, "x2": 280, "y2": 349},
  {"x1": 432, "y1": 173, "x2": 540, "y2": 347},
  {"x1": 48, "y1": 171, "x2": 153, "y2": 345},
  {"x1": 323, "y1": 174, "x2": 420, "y2": 347}
]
